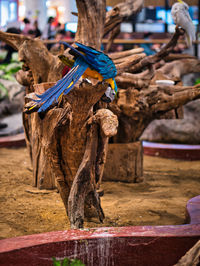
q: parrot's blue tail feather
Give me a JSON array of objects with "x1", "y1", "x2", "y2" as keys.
[
  {"x1": 33, "y1": 59, "x2": 88, "y2": 113},
  {"x1": 34, "y1": 66, "x2": 78, "y2": 101}
]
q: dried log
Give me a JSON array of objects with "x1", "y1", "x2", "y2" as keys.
[
  {"x1": 114, "y1": 53, "x2": 145, "y2": 65},
  {"x1": 116, "y1": 53, "x2": 146, "y2": 74},
  {"x1": 164, "y1": 53, "x2": 196, "y2": 62},
  {"x1": 130, "y1": 27, "x2": 185, "y2": 73},
  {"x1": 104, "y1": 0, "x2": 144, "y2": 51},
  {"x1": 115, "y1": 72, "x2": 150, "y2": 89},
  {"x1": 149, "y1": 84, "x2": 200, "y2": 112},
  {"x1": 0, "y1": 31, "x2": 29, "y2": 51},
  {"x1": 109, "y1": 47, "x2": 144, "y2": 60},
  {"x1": 104, "y1": 0, "x2": 143, "y2": 36},
  {"x1": 109, "y1": 83, "x2": 200, "y2": 143},
  {"x1": 75, "y1": 0, "x2": 106, "y2": 49},
  {"x1": 105, "y1": 24, "x2": 120, "y2": 53},
  {"x1": 103, "y1": 141, "x2": 143, "y2": 183},
  {"x1": 68, "y1": 109, "x2": 118, "y2": 228},
  {"x1": 158, "y1": 58, "x2": 200, "y2": 81}
]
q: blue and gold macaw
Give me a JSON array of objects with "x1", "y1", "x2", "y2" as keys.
[{"x1": 31, "y1": 42, "x2": 117, "y2": 113}]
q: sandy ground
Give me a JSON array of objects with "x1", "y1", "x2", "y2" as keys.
[{"x1": 0, "y1": 147, "x2": 200, "y2": 239}]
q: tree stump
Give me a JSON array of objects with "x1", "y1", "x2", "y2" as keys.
[{"x1": 103, "y1": 141, "x2": 143, "y2": 183}]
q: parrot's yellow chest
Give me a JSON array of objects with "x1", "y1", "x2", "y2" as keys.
[{"x1": 83, "y1": 68, "x2": 103, "y2": 81}]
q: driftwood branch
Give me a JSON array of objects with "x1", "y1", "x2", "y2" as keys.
[
  {"x1": 109, "y1": 47, "x2": 144, "y2": 60},
  {"x1": 158, "y1": 58, "x2": 200, "y2": 81},
  {"x1": 109, "y1": 82, "x2": 200, "y2": 143},
  {"x1": 104, "y1": 0, "x2": 144, "y2": 51},
  {"x1": 75, "y1": 0, "x2": 106, "y2": 49},
  {"x1": 0, "y1": 31, "x2": 29, "y2": 50},
  {"x1": 130, "y1": 27, "x2": 185, "y2": 73},
  {"x1": 115, "y1": 72, "x2": 150, "y2": 89},
  {"x1": 68, "y1": 109, "x2": 118, "y2": 228},
  {"x1": 104, "y1": 0, "x2": 143, "y2": 36}
]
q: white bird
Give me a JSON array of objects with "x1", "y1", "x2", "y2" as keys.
[{"x1": 171, "y1": 0, "x2": 196, "y2": 47}]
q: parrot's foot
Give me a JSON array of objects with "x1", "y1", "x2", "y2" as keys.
[{"x1": 101, "y1": 86, "x2": 116, "y2": 103}]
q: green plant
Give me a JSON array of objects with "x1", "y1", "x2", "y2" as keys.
[
  {"x1": 52, "y1": 257, "x2": 85, "y2": 266},
  {"x1": 0, "y1": 82, "x2": 8, "y2": 99},
  {"x1": 195, "y1": 78, "x2": 200, "y2": 85}
]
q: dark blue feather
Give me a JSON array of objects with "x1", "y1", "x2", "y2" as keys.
[
  {"x1": 60, "y1": 42, "x2": 117, "y2": 79},
  {"x1": 36, "y1": 58, "x2": 88, "y2": 112},
  {"x1": 35, "y1": 66, "x2": 78, "y2": 101},
  {"x1": 60, "y1": 41, "x2": 86, "y2": 59}
]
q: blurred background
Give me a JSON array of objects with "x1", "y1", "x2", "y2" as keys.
[{"x1": 0, "y1": 0, "x2": 199, "y2": 56}]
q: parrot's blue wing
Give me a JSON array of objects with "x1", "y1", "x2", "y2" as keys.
[
  {"x1": 60, "y1": 41, "x2": 86, "y2": 59},
  {"x1": 60, "y1": 42, "x2": 117, "y2": 79},
  {"x1": 75, "y1": 42, "x2": 100, "y2": 55},
  {"x1": 75, "y1": 43, "x2": 117, "y2": 79},
  {"x1": 33, "y1": 58, "x2": 88, "y2": 112}
]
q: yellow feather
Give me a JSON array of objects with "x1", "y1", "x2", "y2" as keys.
[
  {"x1": 58, "y1": 55, "x2": 74, "y2": 68},
  {"x1": 29, "y1": 104, "x2": 37, "y2": 110},
  {"x1": 58, "y1": 92, "x2": 64, "y2": 104},
  {"x1": 67, "y1": 81, "x2": 74, "y2": 88},
  {"x1": 105, "y1": 78, "x2": 115, "y2": 90},
  {"x1": 84, "y1": 68, "x2": 103, "y2": 81}
]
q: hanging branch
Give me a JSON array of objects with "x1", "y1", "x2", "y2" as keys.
[
  {"x1": 129, "y1": 26, "x2": 185, "y2": 73},
  {"x1": 104, "y1": 0, "x2": 144, "y2": 36},
  {"x1": 104, "y1": 0, "x2": 144, "y2": 51}
]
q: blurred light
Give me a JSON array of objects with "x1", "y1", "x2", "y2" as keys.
[
  {"x1": 106, "y1": 6, "x2": 112, "y2": 11},
  {"x1": 47, "y1": 8, "x2": 57, "y2": 18},
  {"x1": 10, "y1": 2, "x2": 17, "y2": 21},
  {"x1": 120, "y1": 23, "x2": 133, "y2": 33},
  {"x1": 58, "y1": 6, "x2": 65, "y2": 12},
  {"x1": 136, "y1": 23, "x2": 165, "y2": 33},
  {"x1": 65, "y1": 22, "x2": 77, "y2": 33},
  {"x1": 18, "y1": 0, "x2": 25, "y2": 19},
  {"x1": 1, "y1": 2, "x2": 9, "y2": 27},
  {"x1": 46, "y1": 1, "x2": 51, "y2": 7}
]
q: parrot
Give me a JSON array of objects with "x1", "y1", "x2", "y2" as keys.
[
  {"x1": 171, "y1": 0, "x2": 196, "y2": 47},
  {"x1": 29, "y1": 42, "x2": 117, "y2": 113}
]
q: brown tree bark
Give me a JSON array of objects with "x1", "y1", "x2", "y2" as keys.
[
  {"x1": 104, "y1": 0, "x2": 144, "y2": 51},
  {"x1": 75, "y1": 0, "x2": 106, "y2": 49}
]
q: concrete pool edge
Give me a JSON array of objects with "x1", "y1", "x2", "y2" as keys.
[{"x1": 0, "y1": 195, "x2": 199, "y2": 266}]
